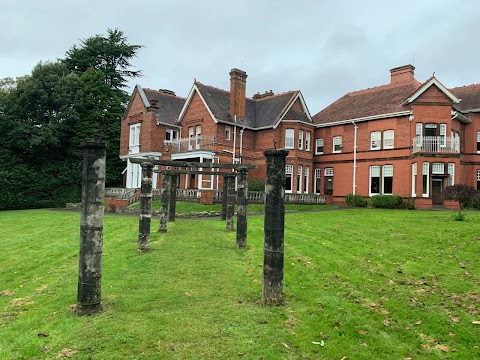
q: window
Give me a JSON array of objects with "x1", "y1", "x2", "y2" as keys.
[
  {"x1": 369, "y1": 166, "x2": 380, "y2": 196},
  {"x1": 369, "y1": 165, "x2": 393, "y2": 195},
  {"x1": 298, "y1": 130, "x2": 304, "y2": 149},
  {"x1": 412, "y1": 163, "x2": 417, "y2": 197},
  {"x1": 188, "y1": 127, "x2": 194, "y2": 150},
  {"x1": 324, "y1": 168, "x2": 333, "y2": 195},
  {"x1": 285, "y1": 165, "x2": 293, "y2": 193},
  {"x1": 165, "y1": 128, "x2": 178, "y2": 142},
  {"x1": 382, "y1": 165, "x2": 393, "y2": 194},
  {"x1": 422, "y1": 162, "x2": 429, "y2": 197},
  {"x1": 439, "y1": 124, "x2": 446, "y2": 147},
  {"x1": 333, "y1": 136, "x2": 342, "y2": 153},
  {"x1": 315, "y1": 138, "x2": 324, "y2": 154},
  {"x1": 371, "y1": 132, "x2": 381, "y2": 150},
  {"x1": 477, "y1": 169, "x2": 480, "y2": 190},
  {"x1": 225, "y1": 125, "x2": 231, "y2": 141},
  {"x1": 297, "y1": 165, "x2": 303, "y2": 193},
  {"x1": 477, "y1": 132, "x2": 480, "y2": 153},
  {"x1": 285, "y1": 129, "x2": 294, "y2": 149},
  {"x1": 383, "y1": 130, "x2": 394, "y2": 149},
  {"x1": 416, "y1": 123, "x2": 423, "y2": 146},
  {"x1": 304, "y1": 166, "x2": 309, "y2": 194},
  {"x1": 129, "y1": 124, "x2": 140, "y2": 147},
  {"x1": 448, "y1": 163, "x2": 454, "y2": 186},
  {"x1": 314, "y1": 168, "x2": 321, "y2": 194},
  {"x1": 432, "y1": 163, "x2": 445, "y2": 175},
  {"x1": 305, "y1": 132, "x2": 311, "y2": 151},
  {"x1": 196, "y1": 125, "x2": 201, "y2": 149}
]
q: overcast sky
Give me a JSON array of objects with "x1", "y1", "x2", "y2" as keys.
[{"x1": 1, "y1": 0, "x2": 479, "y2": 114}]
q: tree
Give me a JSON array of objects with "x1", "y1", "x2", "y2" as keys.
[{"x1": 442, "y1": 184, "x2": 478, "y2": 218}]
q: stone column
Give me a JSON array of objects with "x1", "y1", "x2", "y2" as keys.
[
  {"x1": 169, "y1": 174, "x2": 177, "y2": 222},
  {"x1": 159, "y1": 173, "x2": 170, "y2": 233},
  {"x1": 236, "y1": 167, "x2": 248, "y2": 248},
  {"x1": 225, "y1": 174, "x2": 236, "y2": 231},
  {"x1": 221, "y1": 177, "x2": 228, "y2": 220},
  {"x1": 138, "y1": 162, "x2": 154, "y2": 252},
  {"x1": 77, "y1": 137, "x2": 106, "y2": 315},
  {"x1": 263, "y1": 149, "x2": 289, "y2": 305}
]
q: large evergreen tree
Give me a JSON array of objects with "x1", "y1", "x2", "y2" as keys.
[{"x1": 0, "y1": 29, "x2": 142, "y2": 210}]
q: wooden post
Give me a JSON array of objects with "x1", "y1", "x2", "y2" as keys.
[
  {"x1": 77, "y1": 137, "x2": 106, "y2": 315},
  {"x1": 236, "y1": 167, "x2": 248, "y2": 248},
  {"x1": 263, "y1": 149, "x2": 288, "y2": 305},
  {"x1": 221, "y1": 177, "x2": 228, "y2": 220},
  {"x1": 159, "y1": 173, "x2": 170, "y2": 233},
  {"x1": 169, "y1": 174, "x2": 177, "y2": 222},
  {"x1": 225, "y1": 174, "x2": 236, "y2": 231},
  {"x1": 138, "y1": 162, "x2": 154, "y2": 252}
]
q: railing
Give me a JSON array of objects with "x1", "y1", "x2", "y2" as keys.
[
  {"x1": 285, "y1": 193, "x2": 327, "y2": 204},
  {"x1": 412, "y1": 136, "x2": 460, "y2": 153},
  {"x1": 248, "y1": 191, "x2": 265, "y2": 203},
  {"x1": 163, "y1": 136, "x2": 217, "y2": 154},
  {"x1": 105, "y1": 187, "x2": 130, "y2": 198},
  {"x1": 153, "y1": 188, "x2": 201, "y2": 202}
]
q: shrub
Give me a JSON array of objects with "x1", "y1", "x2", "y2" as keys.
[
  {"x1": 248, "y1": 178, "x2": 265, "y2": 192},
  {"x1": 453, "y1": 211, "x2": 466, "y2": 221},
  {"x1": 370, "y1": 195, "x2": 403, "y2": 209},
  {"x1": 471, "y1": 195, "x2": 480, "y2": 210},
  {"x1": 345, "y1": 194, "x2": 368, "y2": 207},
  {"x1": 441, "y1": 184, "x2": 478, "y2": 209}
]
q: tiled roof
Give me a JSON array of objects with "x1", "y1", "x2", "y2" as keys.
[
  {"x1": 450, "y1": 84, "x2": 480, "y2": 112},
  {"x1": 312, "y1": 81, "x2": 420, "y2": 124},
  {"x1": 195, "y1": 82, "x2": 308, "y2": 128},
  {"x1": 143, "y1": 88, "x2": 186, "y2": 125}
]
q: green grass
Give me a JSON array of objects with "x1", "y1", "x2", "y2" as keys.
[
  {"x1": 1, "y1": 209, "x2": 479, "y2": 359},
  {"x1": 130, "y1": 200, "x2": 333, "y2": 214}
]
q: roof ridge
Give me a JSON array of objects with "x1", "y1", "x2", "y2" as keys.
[
  {"x1": 450, "y1": 83, "x2": 480, "y2": 90},
  {"x1": 143, "y1": 87, "x2": 186, "y2": 100},
  {"x1": 347, "y1": 80, "x2": 420, "y2": 96},
  {"x1": 195, "y1": 81, "x2": 230, "y2": 94},
  {"x1": 252, "y1": 90, "x2": 298, "y2": 101}
]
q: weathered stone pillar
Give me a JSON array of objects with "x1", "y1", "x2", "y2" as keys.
[
  {"x1": 225, "y1": 174, "x2": 236, "y2": 231},
  {"x1": 221, "y1": 177, "x2": 228, "y2": 220},
  {"x1": 159, "y1": 173, "x2": 170, "y2": 233},
  {"x1": 138, "y1": 162, "x2": 154, "y2": 252},
  {"x1": 263, "y1": 149, "x2": 288, "y2": 305},
  {"x1": 236, "y1": 167, "x2": 248, "y2": 248},
  {"x1": 169, "y1": 174, "x2": 177, "y2": 222},
  {"x1": 77, "y1": 137, "x2": 106, "y2": 315}
]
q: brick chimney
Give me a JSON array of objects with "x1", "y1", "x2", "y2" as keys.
[
  {"x1": 229, "y1": 68, "x2": 247, "y2": 120},
  {"x1": 390, "y1": 65, "x2": 415, "y2": 84}
]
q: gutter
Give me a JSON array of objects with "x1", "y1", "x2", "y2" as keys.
[{"x1": 315, "y1": 111, "x2": 412, "y2": 128}]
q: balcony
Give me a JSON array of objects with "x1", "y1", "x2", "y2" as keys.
[
  {"x1": 412, "y1": 136, "x2": 460, "y2": 154},
  {"x1": 163, "y1": 136, "x2": 217, "y2": 154}
]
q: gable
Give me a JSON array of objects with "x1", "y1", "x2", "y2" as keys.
[
  {"x1": 180, "y1": 91, "x2": 215, "y2": 126},
  {"x1": 283, "y1": 98, "x2": 311, "y2": 122},
  {"x1": 413, "y1": 84, "x2": 453, "y2": 105}
]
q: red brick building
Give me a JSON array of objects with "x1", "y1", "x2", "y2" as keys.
[
  {"x1": 119, "y1": 65, "x2": 480, "y2": 208},
  {"x1": 312, "y1": 65, "x2": 480, "y2": 208},
  {"x1": 120, "y1": 68, "x2": 314, "y2": 192}
]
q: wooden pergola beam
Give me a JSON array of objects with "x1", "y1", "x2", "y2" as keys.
[{"x1": 129, "y1": 157, "x2": 256, "y2": 170}]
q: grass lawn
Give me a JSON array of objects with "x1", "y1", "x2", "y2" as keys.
[{"x1": 0, "y1": 209, "x2": 479, "y2": 359}]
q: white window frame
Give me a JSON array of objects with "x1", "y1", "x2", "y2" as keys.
[
  {"x1": 188, "y1": 127, "x2": 194, "y2": 150},
  {"x1": 314, "y1": 168, "x2": 321, "y2": 194},
  {"x1": 305, "y1": 132, "x2": 311, "y2": 151},
  {"x1": 304, "y1": 166, "x2": 309, "y2": 194},
  {"x1": 383, "y1": 130, "x2": 394, "y2": 149},
  {"x1": 195, "y1": 125, "x2": 202, "y2": 149},
  {"x1": 422, "y1": 162, "x2": 429, "y2": 197},
  {"x1": 297, "y1": 165, "x2": 303, "y2": 193},
  {"x1": 315, "y1": 138, "x2": 324, "y2": 155},
  {"x1": 477, "y1": 169, "x2": 480, "y2": 190},
  {"x1": 129, "y1": 123, "x2": 140, "y2": 147},
  {"x1": 165, "y1": 128, "x2": 178, "y2": 142},
  {"x1": 416, "y1": 123, "x2": 423, "y2": 146},
  {"x1": 412, "y1": 163, "x2": 417, "y2": 197},
  {"x1": 369, "y1": 166, "x2": 380, "y2": 197},
  {"x1": 382, "y1": 165, "x2": 393, "y2": 195},
  {"x1": 285, "y1": 129, "x2": 294, "y2": 149},
  {"x1": 477, "y1": 132, "x2": 480, "y2": 153},
  {"x1": 324, "y1": 168, "x2": 333, "y2": 194},
  {"x1": 285, "y1": 164, "x2": 293, "y2": 193},
  {"x1": 432, "y1": 163, "x2": 445, "y2": 175},
  {"x1": 439, "y1": 124, "x2": 446, "y2": 148},
  {"x1": 371, "y1": 131, "x2": 381, "y2": 150},
  {"x1": 333, "y1": 136, "x2": 342, "y2": 153},
  {"x1": 298, "y1": 130, "x2": 304, "y2": 150},
  {"x1": 225, "y1": 125, "x2": 231, "y2": 141},
  {"x1": 448, "y1": 163, "x2": 454, "y2": 186}
]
